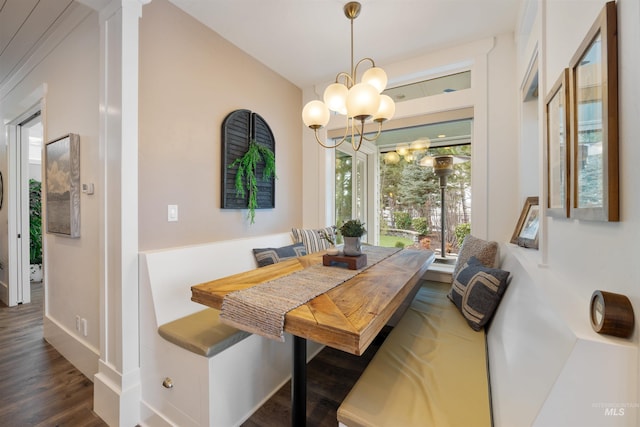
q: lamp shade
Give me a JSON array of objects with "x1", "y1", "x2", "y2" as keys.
[
  {"x1": 373, "y1": 94, "x2": 395, "y2": 122},
  {"x1": 362, "y1": 67, "x2": 388, "y2": 93},
  {"x1": 323, "y1": 83, "x2": 349, "y2": 114},
  {"x1": 302, "y1": 100, "x2": 330, "y2": 129},
  {"x1": 346, "y1": 83, "x2": 380, "y2": 120},
  {"x1": 433, "y1": 155, "x2": 455, "y2": 176}
]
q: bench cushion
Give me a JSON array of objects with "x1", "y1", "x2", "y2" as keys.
[
  {"x1": 158, "y1": 308, "x2": 251, "y2": 357},
  {"x1": 337, "y1": 280, "x2": 491, "y2": 427}
]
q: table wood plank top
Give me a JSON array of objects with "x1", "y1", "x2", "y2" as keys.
[{"x1": 191, "y1": 248, "x2": 435, "y2": 355}]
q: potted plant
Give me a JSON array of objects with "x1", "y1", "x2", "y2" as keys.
[
  {"x1": 230, "y1": 139, "x2": 276, "y2": 224},
  {"x1": 319, "y1": 227, "x2": 339, "y2": 255},
  {"x1": 29, "y1": 179, "x2": 43, "y2": 282},
  {"x1": 339, "y1": 219, "x2": 366, "y2": 256}
]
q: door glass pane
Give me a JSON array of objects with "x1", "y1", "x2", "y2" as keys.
[
  {"x1": 335, "y1": 151, "x2": 352, "y2": 243},
  {"x1": 355, "y1": 156, "x2": 365, "y2": 223}
]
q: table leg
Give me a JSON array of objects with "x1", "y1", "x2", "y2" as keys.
[{"x1": 292, "y1": 336, "x2": 307, "y2": 427}]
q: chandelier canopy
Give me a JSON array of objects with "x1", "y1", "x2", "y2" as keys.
[{"x1": 302, "y1": 2, "x2": 395, "y2": 151}]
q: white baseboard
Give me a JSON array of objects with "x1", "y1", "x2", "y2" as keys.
[
  {"x1": 94, "y1": 361, "x2": 142, "y2": 427},
  {"x1": 43, "y1": 314, "x2": 99, "y2": 380}
]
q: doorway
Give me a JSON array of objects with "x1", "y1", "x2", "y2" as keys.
[{"x1": 5, "y1": 108, "x2": 43, "y2": 306}]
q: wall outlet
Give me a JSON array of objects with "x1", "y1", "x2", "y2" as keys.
[{"x1": 75, "y1": 315, "x2": 81, "y2": 331}]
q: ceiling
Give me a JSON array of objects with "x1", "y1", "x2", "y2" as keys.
[
  {"x1": 1, "y1": 0, "x2": 522, "y2": 146},
  {"x1": 168, "y1": 0, "x2": 523, "y2": 88},
  {"x1": 0, "y1": 0, "x2": 75, "y2": 89},
  {"x1": 1, "y1": 0, "x2": 523, "y2": 92}
]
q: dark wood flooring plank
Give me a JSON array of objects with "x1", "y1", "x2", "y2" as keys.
[{"x1": 0, "y1": 282, "x2": 107, "y2": 427}]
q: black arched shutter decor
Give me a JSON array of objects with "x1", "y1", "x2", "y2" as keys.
[{"x1": 221, "y1": 109, "x2": 276, "y2": 210}]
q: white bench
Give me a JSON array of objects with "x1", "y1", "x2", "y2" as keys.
[
  {"x1": 339, "y1": 243, "x2": 639, "y2": 427},
  {"x1": 139, "y1": 233, "x2": 323, "y2": 427},
  {"x1": 488, "y1": 245, "x2": 638, "y2": 427}
]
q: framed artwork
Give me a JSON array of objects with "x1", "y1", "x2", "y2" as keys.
[
  {"x1": 569, "y1": 1, "x2": 618, "y2": 221},
  {"x1": 511, "y1": 197, "x2": 539, "y2": 249},
  {"x1": 545, "y1": 69, "x2": 570, "y2": 218},
  {"x1": 45, "y1": 134, "x2": 80, "y2": 238}
]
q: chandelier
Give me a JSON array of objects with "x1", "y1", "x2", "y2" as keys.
[
  {"x1": 383, "y1": 139, "x2": 431, "y2": 164},
  {"x1": 301, "y1": 2, "x2": 395, "y2": 151}
]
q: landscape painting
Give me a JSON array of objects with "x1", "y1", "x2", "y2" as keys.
[{"x1": 45, "y1": 134, "x2": 80, "y2": 238}]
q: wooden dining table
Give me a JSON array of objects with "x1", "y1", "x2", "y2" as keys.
[{"x1": 191, "y1": 247, "x2": 435, "y2": 426}]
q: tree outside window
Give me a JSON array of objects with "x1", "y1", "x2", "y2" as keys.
[{"x1": 380, "y1": 144, "x2": 471, "y2": 254}]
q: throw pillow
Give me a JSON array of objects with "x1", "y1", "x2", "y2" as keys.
[
  {"x1": 253, "y1": 242, "x2": 307, "y2": 267},
  {"x1": 452, "y1": 234, "x2": 499, "y2": 279},
  {"x1": 448, "y1": 256, "x2": 510, "y2": 331},
  {"x1": 291, "y1": 227, "x2": 335, "y2": 254}
]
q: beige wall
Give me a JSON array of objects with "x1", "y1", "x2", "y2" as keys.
[
  {"x1": 0, "y1": 6, "x2": 101, "y2": 353},
  {"x1": 139, "y1": 0, "x2": 303, "y2": 251}
]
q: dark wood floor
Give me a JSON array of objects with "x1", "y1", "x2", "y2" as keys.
[
  {"x1": 0, "y1": 282, "x2": 106, "y2": 427},
  {"x1": 0, "y1": 283, "x2": 385, "y2": 426}
]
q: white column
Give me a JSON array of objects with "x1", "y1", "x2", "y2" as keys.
[{"x1": 92, "y1": 0, "x2": 148, "y2": 425}]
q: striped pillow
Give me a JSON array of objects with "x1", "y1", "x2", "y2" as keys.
[
  {"x1": 253, "y1": 243, "x2": 307, "y2": 267},
  {"x1": 291, "y1": 227, "x2": 335, "y2": 254},
  {"x1": 448, "y1": 256, "x2": 510, "y2": 331}
]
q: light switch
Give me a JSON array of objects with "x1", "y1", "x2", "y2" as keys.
[{"x1": 168, "y1": 205, "x2": 178, "y2": 222}]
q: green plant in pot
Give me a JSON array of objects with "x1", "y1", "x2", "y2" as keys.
[
  {"x1": 339, "y1": 219, "x2": 366, "y2": 256},
  {"x1": 29, "y1": 179, "x2": 43, "y2": 281},
  {"x1": 230, "y1": 139, "x2": 276, "y2": 224}
]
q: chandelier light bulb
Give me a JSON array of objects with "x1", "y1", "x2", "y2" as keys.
[
  {"x1": 323, "y1": 83, "x2": 349, "y2": 114},
  {"x1": 396, "y1": 143, "x2": 410, "y2": 157},
  {"x1": 346, "y1": 83, "x2": 381, "y2": 120},
  {"x1": 384, "y1": 151, "x2": 400, "y2": 164},
  {"x1": 302, "y1": 100, "x2": 330, "y2": 129},
  {"x1": 373, "y1": 94, "x2": 395, "y2": 122},
  {"x1": 362, "y1": 67, "x2": 388, "y2": 93},
  {"x1": 410, "y1": 138, "x2": 430, "y2": 151},
  {"x1": 419, "y1": 156, "x2": 434, "y2": 167}
]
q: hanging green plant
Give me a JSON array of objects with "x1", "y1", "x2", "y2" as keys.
[{"x1": 230, "y1": 139, "x2": 276, "y2": 224}]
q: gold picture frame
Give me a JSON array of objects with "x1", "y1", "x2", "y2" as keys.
[
  {"x1": 511, "y1": 197, "x2": 539, "y2": 249},
  {"x1": 545, "y1": 69, "x2": 571, "y2": 218},
  {"x1": 569, "y1": 1, "x2": 618, "y2": 221}
]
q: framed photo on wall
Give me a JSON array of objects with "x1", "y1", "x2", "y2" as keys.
[
  {"x1": 545, "y1": 69, "x2": 570, "y2": 218},
  {"x1": 569, "y1": 1, "x2": 618, "y2": 221},
  {"x1": 511, "y1": 197, "x2": 539, "y2": 249},
  {"x1": 45, "y1": 133, "x2": 80, "y2": 238}
]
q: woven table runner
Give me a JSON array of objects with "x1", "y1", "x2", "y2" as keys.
[{"x1": 220, "y1": 246, "x2": 401, "y2": 341}]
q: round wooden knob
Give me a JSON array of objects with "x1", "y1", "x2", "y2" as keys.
[{"x1": 590, "y1": 290, "x2": 634, "y2": 338}]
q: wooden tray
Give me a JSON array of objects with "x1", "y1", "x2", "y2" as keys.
[{"x1": 322, "y1": 253, "x2": 367, "y2": 270}]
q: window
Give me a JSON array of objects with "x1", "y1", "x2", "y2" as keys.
[{"x1": 378, "y1": 119, "x2": 472, "y2": 255}]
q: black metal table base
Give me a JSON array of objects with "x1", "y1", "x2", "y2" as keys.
[{"x1": 292, "y1": 336, "x2": 307, "y2": 426}]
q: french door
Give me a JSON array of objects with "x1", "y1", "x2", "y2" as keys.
[{"x1": 335, "y1": 143, "x2": 377, "y2": 244}]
